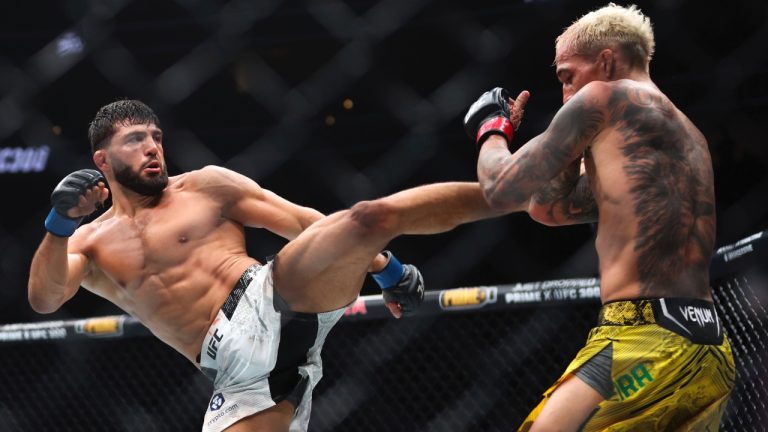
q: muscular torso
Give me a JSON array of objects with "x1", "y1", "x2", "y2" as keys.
[
  {"x1": 76, "y1": 174, "x2": 257, "y2": 363},
  {"x1": 586, "y1": 81, "x2": 716, "y2": 302}
]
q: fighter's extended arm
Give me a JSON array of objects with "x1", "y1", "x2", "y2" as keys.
[
  {"x1": 195, "y1": 165, "x2": 324, "y2": 240},
  {"x1": 28, "y1": 169, "x2": 109, "y2": 313},
  {"x1": 194, "y1": 166, "x2": 394, "y2": 271}
]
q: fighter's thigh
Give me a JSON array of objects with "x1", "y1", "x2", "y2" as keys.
[
  {"x1": 273, "y1": 209, "x2": 391, "y2": 308},
  {"x1": 276, "y1": 210, "x2": 376, "y2": 279},
  {"x1": 223, "y1": 400, "x2": 294, "y2": 432},
  {"x1": 529, "y1": 375, "x2": 605, "y2": 432}
]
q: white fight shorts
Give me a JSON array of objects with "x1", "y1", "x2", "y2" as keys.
[{"x1": 197, "y1": 261, "x2": 345, "y2": 432}]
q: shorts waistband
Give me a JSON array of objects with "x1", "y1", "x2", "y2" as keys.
[
  {"x1": 195, "y1": 263, "x2": 261, "y2": 367},
  {"x1": 598, "y1": 298, "x2": 724, "y2": 345},
  {"x1": 220, "y1": 263, "x2": 261, "y2": 320},
  {"x1": 598, "y1": 299, "x2": 657, "y2": 326},
  {"x1": 598, "y1": 298, "x2": 720, "y2": 326}
]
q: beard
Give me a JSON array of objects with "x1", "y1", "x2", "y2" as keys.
[{"x1": 112, "y1": 158, "x2": 169, "y2": 196}]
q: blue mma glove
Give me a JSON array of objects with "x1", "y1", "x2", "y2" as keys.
[{"x1": 372, "y1": 251, "x2": 425, "y2": 316}]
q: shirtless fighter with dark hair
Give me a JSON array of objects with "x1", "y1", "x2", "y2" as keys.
[{"x1": 29, "y1": 99, "x2": 505, "y2": 431}]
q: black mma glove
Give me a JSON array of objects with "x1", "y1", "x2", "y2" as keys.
[
  {"x1": 45, "y1": 169, "x2": 105, "y2": 237},
  {"x1": 371, "y1": 251, "x2": 425, "y2": 317},
  {"x1": 463, "y1": 87, "x2": 514, "y2": 149}
]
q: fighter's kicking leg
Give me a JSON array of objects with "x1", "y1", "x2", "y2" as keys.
[
  {"x1": 220, "y1": 182, "x2": 498, "y2": 431},
  {"x1": 273, "y1": 181, "x2": 500, "y2": 313}
]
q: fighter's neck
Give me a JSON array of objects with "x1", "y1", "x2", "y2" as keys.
[
  {"x1": 108, "y1": 187, "x2": 165, "y2": 216},
  {"x1": 613, "y1": 67, "x2": 654, "y2": 86}
]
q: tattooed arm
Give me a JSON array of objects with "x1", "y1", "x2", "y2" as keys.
[
  {"x1": 477, "y1": 81, "x2": 608, "y2": 215},
  {"x1": 527, "y1": 156, "x2": 598, "y2": 226}
]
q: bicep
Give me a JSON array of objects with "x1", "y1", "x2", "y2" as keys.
[
  {"x1": 66, "y1": 252, "x2": 90, "y2": 298},
  {"x1": 195, "y1": 165, "x2": 322, "y2": 239},
  {"x1": 518, "y1": 89, "x2": 606, "y2": 184},
  {"x1": 65, "y1": 232, "x2": 99, "y2": 297},
  {"x1": 478, "y1": 85, "x2": 607, "y2": 210},
  {"x1": 234, "y1": 188, "x2": 324, "y2": 239},
  {"x1": 207, "y1": 168, "x2": 322, "y2": 239}
]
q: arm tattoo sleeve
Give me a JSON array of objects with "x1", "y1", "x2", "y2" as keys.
[
  {"x1": 478, "y1": 89, "x2": 605, "y2": 211},
  {"x1": 533, "y1": 157, "x2": 598, "y2": 224}
]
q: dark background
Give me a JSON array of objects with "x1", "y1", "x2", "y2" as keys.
[{"x1": 1, "y1": 0, "x2": 766, "y2": 324}]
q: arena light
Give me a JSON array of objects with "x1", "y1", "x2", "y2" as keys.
[{"x1": 55, "y1": 32, "x2": 84, "y2": 57}]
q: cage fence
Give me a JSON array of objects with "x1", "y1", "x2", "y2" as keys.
[{"x1": 0, "y1": 229, "x2": 766, "y2": 432}]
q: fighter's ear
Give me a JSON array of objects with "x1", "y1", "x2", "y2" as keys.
[
  {"x1": 93, "y1": 149, "x2": 108, "y2": 171},
  {"x1": 598, "y1": 49, "x2": 614, "y2": 79}
]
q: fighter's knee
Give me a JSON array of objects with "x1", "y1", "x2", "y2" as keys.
[{"x1": 349, "y1": 199, "x2": 398, "y2": 236}]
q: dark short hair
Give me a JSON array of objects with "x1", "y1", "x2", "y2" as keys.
[{"x1": 88, "y1": 99, "x2": 161, "y2": 154}]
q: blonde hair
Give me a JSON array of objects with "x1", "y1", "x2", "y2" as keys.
[{"x1": 555, "y1": 3, "x2": 655, "y2": 68}]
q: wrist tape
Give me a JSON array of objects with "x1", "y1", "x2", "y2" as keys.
[
  {"x1": 372, "y1": 251, "x2": 404, "y2": 289},
  {"x1": 477, "y1": 116, "x2": 514, "y2": 147},
  {"x1": 45, "y1": 208, "x2": 82, "y2": 237}
]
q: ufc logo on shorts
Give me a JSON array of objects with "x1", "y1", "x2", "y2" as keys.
[{"x1": 206, "y1": 328, "x2": 224, "y2": 360}]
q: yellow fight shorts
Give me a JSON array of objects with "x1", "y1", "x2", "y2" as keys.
[{"x1": 520, "y1": 298, "x2": 735, "y2": 431}]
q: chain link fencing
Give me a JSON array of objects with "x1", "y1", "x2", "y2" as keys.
[{"x1": 1, "y1": 230, "x2": 766, "y2": 431}]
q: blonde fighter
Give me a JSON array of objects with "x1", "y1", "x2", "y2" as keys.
[{"x1": 463, "y1": 3, "x2": 735, "y2": 431}]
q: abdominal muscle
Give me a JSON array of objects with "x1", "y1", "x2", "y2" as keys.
[{"x1": 95, "y1": 247, "x2": 259, "y2": 364}]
